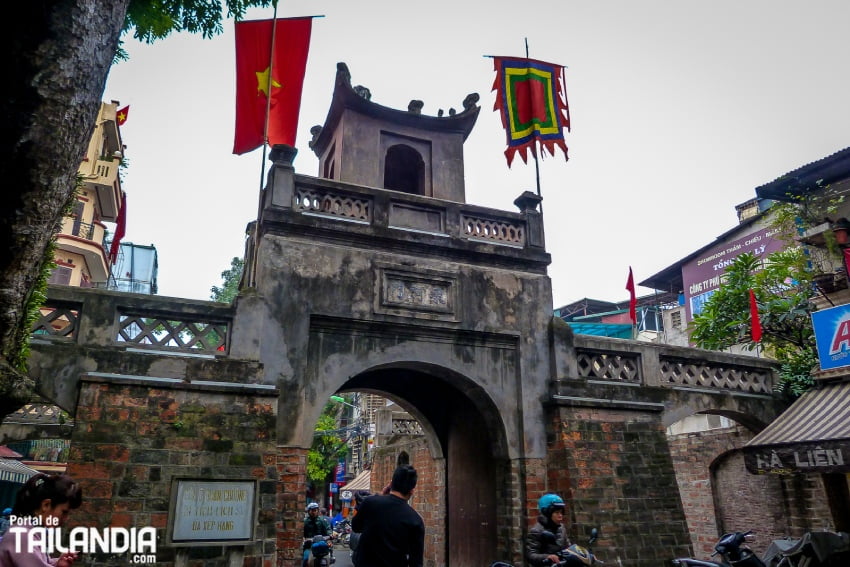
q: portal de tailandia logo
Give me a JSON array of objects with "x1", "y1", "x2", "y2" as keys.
[{"x1": 7, "y1": 515, "x2": 157, "y2": 564}]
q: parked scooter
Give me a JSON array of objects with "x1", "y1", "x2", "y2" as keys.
[
  {"x1": 673, "y1": 530, "x2": 850, "y2": 567},
  {"x1": 673, "y1": 531, "x2": 765, "y2": 567}
]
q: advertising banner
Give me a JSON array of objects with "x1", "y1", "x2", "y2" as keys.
[
  {"x1": 811, "y1": 303, "x2": 850, "y2": 371},
  {"x1": 681, "y1": 225, "x2": 785, "y2": 321}
]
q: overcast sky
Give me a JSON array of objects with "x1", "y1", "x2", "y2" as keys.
[{"x1": 103, "y1": 0, "x2": 850, "y2": 308}]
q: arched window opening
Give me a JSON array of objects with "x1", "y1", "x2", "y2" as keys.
[
  {"x1": 396, "y1": 451, "x2": 410, "y2": 467},
  {"x1": 384, "y1": 145, "x2": 424, "y2": 195}
]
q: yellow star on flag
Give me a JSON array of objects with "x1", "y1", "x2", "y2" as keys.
[{"x1": 255, "y1": 66, "x2": 282, "y2": 97}]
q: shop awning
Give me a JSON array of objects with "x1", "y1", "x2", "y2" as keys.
[
  {"x1": 743, "y1": 381, "x2": 850, "y2": 474},
  {"x1": 340, "y1": 470, "x2": 371, "y2": 492},
  {"x1": 0, "y1": 458, "x2": 40, "y2": 484}
]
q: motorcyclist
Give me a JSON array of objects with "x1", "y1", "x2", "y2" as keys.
[
  {"x1": 303, "y1": 502, "x2": 333, "y2": 566},
  {"x1": 526, "y1": 493, "x2": 571, "y2": 567}
]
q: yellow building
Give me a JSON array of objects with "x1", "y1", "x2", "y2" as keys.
[{"x1": 49, "y1": 101, "x2": 126, "y2": 287}]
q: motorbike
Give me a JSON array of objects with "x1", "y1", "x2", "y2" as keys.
[
  {"x1": 672, "y1": 530, "x2": 850, "y2": 567},
  {"x1": 489, "y1": 527, "x2": 603, "y2": 567},
  {"x1": 334, "y1": 518, "x2": 352, "y2": 549},
  {"x1": 548, "y1": 528, "x2": 603, "y2": 566},
  {"x1": 303, "y1": 535, "x2": 336, "y2": 567},
  {"x1": 673, "y1": 531, "x2": 765, "y2": 567}
]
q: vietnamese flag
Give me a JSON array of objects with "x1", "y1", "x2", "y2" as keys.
[
  {"x1": 749, "y1": 289, "x2": 762, "y2": 342},
  {"x1": 626, "y1": 267, "x2": 637, "y2": 325},
  {"x1": 233, "y1": 17, "x2": 312, "y2": 155},
  {"x1": 116, "y1": 105, "x2": 129, "y2": 126}
]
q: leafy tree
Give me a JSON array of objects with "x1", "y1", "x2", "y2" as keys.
[
  {"x1": 211, "y1": 257, "x2": 244, "y2": 303},
  {"x1": 690, "y1": 249, "x2": 818, "y2": 399},
  {"x1": 2, "y1": 0, "x2": 273, "y2": 419},
  {"x1": 307, "y1": 402, "x2": 349, "y2": 488}
]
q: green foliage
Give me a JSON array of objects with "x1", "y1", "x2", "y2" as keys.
[
  {"x1": 125, "y1": 0, "x2": 276, "y2": 43},
  {"x1": 12, "y1": 177, "x2": 82, "y2": 372},
  {"x1": 210, "y1": 257, "x2": 244, "y2": 303},
  {"x1": 690, "y1": 247, "x2": 818, "y2": 398},
  {"x1": 307, "y1": 402, "x2": 348, "y2": 485}
]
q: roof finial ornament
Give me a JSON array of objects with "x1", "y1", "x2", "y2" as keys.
[
  {"x1": 353, "y1": 85, "x2": 371, "y2": 100},
  {"x1": 463, "y1": 93, "x2": 480, "y2": 111},
  {"x1": 408, "y1": 100, "x2": 424, "y2": 114}
]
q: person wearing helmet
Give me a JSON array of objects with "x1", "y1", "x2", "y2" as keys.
[
  {"x1": 303, "y1": 502, "x2": 332, "y2": 566},
  {"x1": 526, "y1": 493, "x2": 571, "y2": 567}
]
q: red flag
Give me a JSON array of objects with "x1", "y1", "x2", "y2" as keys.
[
  {"x1": 491, "y1": 56, "x2": 570, "y2": 167},
  {"x1": 233, "y1": 17, "x2": 312, "y2": 155},
  {"x1": 843, "y1": 248, "x2": 850, "y2": 279},
  {"x1": 749, "y1": 289, "x2": 762, "y2": 342},
  {"x1": 626, "y1": 267, "x2": 637, "y2": 325},
  {"x1": 116, "y1": 105, "x2": 129, "y2": 126},
  {"x1": 109, "y1": 192, "x2": 126, "y2": 264}
]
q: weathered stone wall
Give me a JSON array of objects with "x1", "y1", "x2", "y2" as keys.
[
  {"x1": 548, "y1": 405, "x2": 692, "y2": 567},
  {"x1": 67, "y1": 376, "x2": 278, "y2": 567},
  {"x1": 669, "y1": 425, "x2": 835, "y2": 559}
]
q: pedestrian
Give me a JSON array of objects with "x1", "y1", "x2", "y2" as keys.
[
  {"x1": 525, "y1": 493, "x2": 571, "y2": 567},
  {"x1": 351, "y1": 465, "x2": 424, "y2": 567},
  {"x1": 0, "y1": 473, "x2": 83, "y2": 567}
]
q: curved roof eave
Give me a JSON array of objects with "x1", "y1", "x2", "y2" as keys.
[{"x1": 310, "y1": 62, "x2": 480, "y2": 157}]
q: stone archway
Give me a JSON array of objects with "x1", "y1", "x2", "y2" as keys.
[{"x1": 340, "y1": 364, "x2": 509, "y2": 567}]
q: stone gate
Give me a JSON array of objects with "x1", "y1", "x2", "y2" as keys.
[{"x1": 21, "y1": 63, "x2": 794, "y2": 567}]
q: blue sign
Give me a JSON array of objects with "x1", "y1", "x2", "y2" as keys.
[
  {"x1": 335, "y1": 460, "x2": 346, "y2": 483},
  {"x1": 811, "y1": 304, "x2": 850, "y2": 370}
]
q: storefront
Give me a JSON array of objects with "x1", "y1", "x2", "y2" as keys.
[{"x1": 743, "y1": 379, "x2": 850, "y2": 531}]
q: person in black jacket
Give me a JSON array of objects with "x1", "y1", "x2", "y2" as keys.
[
  {"x1": 526, "y1": 493, "x2": 571, "y2": 567},
  {"x1": 351, "y1": 465, "x2": 424, "y2": 567}
]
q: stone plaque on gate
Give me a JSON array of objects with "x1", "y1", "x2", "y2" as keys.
[
  {"x1": 374, "y1": 262, "x2": 458, "y2": 320},
  {"x1": 169, "y1": 479, "x2": 256, "y2": 545}
]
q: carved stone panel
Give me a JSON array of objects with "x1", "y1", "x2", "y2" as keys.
[{"x1": 374, "y1": 262, "x2": 458, "y2": 320}]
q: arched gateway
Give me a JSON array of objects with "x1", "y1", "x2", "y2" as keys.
[{"x1": 24, "y1": 63, "x2": 792, "y2": 567}]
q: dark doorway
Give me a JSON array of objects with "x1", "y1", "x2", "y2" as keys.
[
  {"x1": 384, "y1": 145, "x2": 425, "y2": 195},
  {"x1": 344, "y1": 366, "x2": 502, "y2": 567}
]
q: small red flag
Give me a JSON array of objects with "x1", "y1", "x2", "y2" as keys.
[
  {"x1": 749, "y1": 289, "x2": 762, "y2": 342},
  {"x1": 116, "y1": 105, "x2": 129, "y2": 126},
  {"x1": 626, "y1": 267, "x2": 637, "y2": 325},
  {"x1": 233, "y1": 17, "x2": 312, "y2": 155},
  {"x1": 109, "y1": 192, "x2": 126, "y2": 264}
]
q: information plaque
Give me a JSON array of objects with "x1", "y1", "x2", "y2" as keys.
[{"x1": 170, "y1": 480, "x2": 256, "y2": 544}]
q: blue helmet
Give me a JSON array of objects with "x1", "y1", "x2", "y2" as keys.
[{"x1": 538, "y1": 493, "x2": 566, "y2": 517}]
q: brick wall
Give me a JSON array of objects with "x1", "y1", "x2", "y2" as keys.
[
  {"x1": 669, "y1": 424, "x2": 834, "y2": 559},
  {"x1": 548, "y1": 405, "x2": 692, "y2": 567},
  {"x1": 68, "y1": 377, "x2": 278, "y2": 567}
]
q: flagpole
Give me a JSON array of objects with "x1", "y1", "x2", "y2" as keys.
[
  {"x1": 525, "y1": 37, "x2": 543, "y2": 201},
  {"x1": 259, "y1": 1, "x2": 280, "y2": 195}
]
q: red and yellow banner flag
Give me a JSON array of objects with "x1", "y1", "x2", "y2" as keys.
[
  {"x1": 491, "y1": 56, "x2": 570, "y2": 167},
  {"x1": 233, "y1": 17, "x2": 312, "y2": 155},
  {"x1": 117, "y1": 105, "x2": 130, "y2": 126}
]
